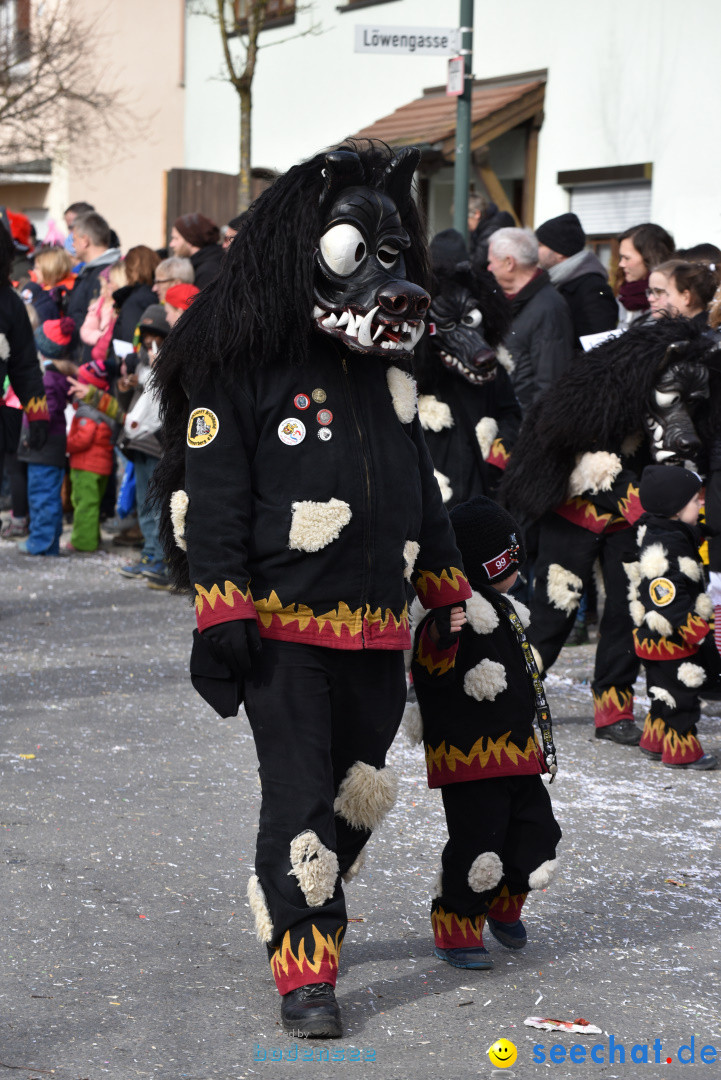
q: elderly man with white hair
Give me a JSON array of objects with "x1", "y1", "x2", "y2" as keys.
[{"x1": 487, "y1": 227, "x2": 574, "y2": 412}]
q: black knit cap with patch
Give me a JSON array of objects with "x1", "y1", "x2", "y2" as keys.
[
  {"x1": 450, "y1": 495, "x2": 526, "y2": 588},
  {"x1": 639, "y1": 465, "x2": 702, "y2": 518}
]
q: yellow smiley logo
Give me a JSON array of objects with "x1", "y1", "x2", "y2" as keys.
[{"x1": 487, "y1": 1038, "x2": 517, "y2": 1068}]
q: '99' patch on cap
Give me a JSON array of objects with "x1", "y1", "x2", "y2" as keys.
[{"x1": 187, "y1": 408, "x2": 219, "y2": 447}]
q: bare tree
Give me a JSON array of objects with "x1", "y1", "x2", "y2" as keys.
[{"x1": 0, "y1": 0, "x2": 126, "y2": 164}]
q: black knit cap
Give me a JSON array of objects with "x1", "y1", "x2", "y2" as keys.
[
  {"x1": 450, "y1": 496, "x2": 526, "y2": 587},
  {"x1": 639, "y1": 465, "x2": 702, "y2": 517},
  {"x1": 535, "y1": 212, "x2": 586, "y2": 257}
]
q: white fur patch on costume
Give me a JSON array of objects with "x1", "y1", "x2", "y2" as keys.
[
  {"x1": 247, "y1": 874, "x2": 273, "y2": 943},
  {"x1": 288, "y1": 830, "x2": 339, "y2": 907},
  {"x1": 403, "y1": 540, "x2": 420, "y2": 582},
  {"x1": 418, "y1": 394, "x2": 453, "y2": 431},
  {"x1": 678, "y1": 662, "x2": 706, "y2": 688},
  {"x1": 624, "y1": 560, "x2": 642, "y2": 589},
  {"x1": 620, "y1": 431, "x2": 643, "y2": 456},
  {"x1": 639, "y1": 543, "x2": 669, "y2": 580},
  {"x1": 695, "y1": 592, "x2": 714, "y2": 621},
  {"x1": 636, "y1": 523, "x2": 647, "y2": 548},
  {"x1": 170, "y1": 489, "x2": 189, "y2": 551},
  {"x1": 288, "y1": 498, "x2": 351, "y2": 552},
  {"x1": 650, "y1": 685, "x2": 677, "y2": 709},
  {"x1": 432, "y1": 867, "x2": 444, "y2": 900},
  {"x1": 0, "y1": 333, "x2": 9, "y2": 361},
  {"x1": 463, "y1": 659, "x2": 507, "y2": 701},
  {"x1": 496, "y1": 345, "x2": 514, "y2": 374},
  {"x1": 434, "y1": 469, "x2": 453, "y2": 503},
  {"x1": 630, "y1": 599, "x2": 646, "y2": 627},
  {"x1": 567, "y1": 451, "x2": 622, "y2": 498},
  {"x1": 532, "y1": 645, "x2": 544, "y2": 674},
  {"x1": 467, "y1": 851, "x2": 503, "y2": 893},
  {"x1": 342, "y1": 849, "x2": 366, "y2": 884},
  {"x1": 387, "y1": 365, "x2": 418, "y2": 423},
  {"x1": 508, "y1": 595, "x2": 531, "y2": 628},
  {"x1": 465, "y1": 590, "x2": 499, "y2": 635},
  {"x1": 547, "y1": 564, "x2": 583, "y2": 614},
  {"x1": 401, "y1": 700, "x2": 424, "y2": 746},
  {"x1": 528, "y1": 858, "x2": 558, "y2": 890},
  {"x1": 334, "y1": 762, "x2": 398, "y2": 831},
  {"x1": 644, "y1": 610, "x2": 674, "y2": 637},
  {"x1": 678, "y1": 556, "x2": 702, "y2": 583},
  {"x1": 475, "y1": 416, "x2": 499, "y2": 460}
]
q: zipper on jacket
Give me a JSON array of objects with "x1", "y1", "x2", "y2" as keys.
[{"x1": 341, "y1": 353, "x2": 372, "y2": 645}]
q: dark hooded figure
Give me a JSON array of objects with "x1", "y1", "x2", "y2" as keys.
[
  {"x1": 413, "y1": 228, "x2": 519, "y2": 508},
  {"x1": 150, "y1": 141, "x2": 472, "y2": 1038}
]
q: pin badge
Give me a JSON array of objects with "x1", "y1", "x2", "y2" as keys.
[
  {"x1": 317, "y1": 408, "x2": 333, "y2": 426},
  {"x1": 278, "y1": 418, "x2": 306, "y2": 446},
  {"x1": 312, "y1": 388, "x2": 327, "y2": 404},
  {"x1": 318, "y1": 428, "x2": 332, "y2": 442},
  {"x1": 294, "y1": 393, "x2": 310, "y2": 411}
]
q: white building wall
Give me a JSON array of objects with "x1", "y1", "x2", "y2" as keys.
[{"x1": 185, "y1": 0, "x2": 721, "y2": 246}]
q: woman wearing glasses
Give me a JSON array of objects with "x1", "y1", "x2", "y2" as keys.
[{"x1": 647, "y1": 259, "x2": 720, "y2": 325}]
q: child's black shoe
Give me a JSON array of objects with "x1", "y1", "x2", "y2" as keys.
[
  {"x1": 487, "y1": 917, "x2": 527, "y2": 950},
  {"x1": 433, "y1": 945, "x2": 493, "y2": 969}
]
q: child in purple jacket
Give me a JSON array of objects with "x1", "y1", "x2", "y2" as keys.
[{"x1": 16, "y1": 318, "x2": 74, "y2": 555}]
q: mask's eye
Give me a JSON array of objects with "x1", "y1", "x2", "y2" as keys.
[
  {"x1": 655, "y1": 390, "x2": 680, "y2": 407},
  {"x1": 438, "y1": 322, "x2": 457, "y2": 332},
  {"x1": 462, "y1": 308, "x2": 482, "y2": 328},
  {"x1": 319, "y1": 224, "x2": 367, "y2": 277},
  {"x1": 377, "y1": 244, "x2": 400, "y2": 267}
]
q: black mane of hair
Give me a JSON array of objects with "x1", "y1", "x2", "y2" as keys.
[
  {"x1": 499, "y1": 317, "x2": 711, "y2": 522},
  {"x1": 151, "y1": 139, "x2": 431, "y2": 589}
]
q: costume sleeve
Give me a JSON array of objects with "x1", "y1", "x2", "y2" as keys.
[
  {"x1": 486, "y1": 366, "x2": 521, "y2": 472},
  {"x1": 183, "y1": 374, "x2": 259, "y2": 632},
  {"x1": 0, "y1": 288, "x2": 48, "y2": 421},
  {"x1": 411, "y1": 616, "x2": 460, "y2": 682},
  {"x1": 637, "y1": 545, "x2": 709, "y2": 649},
  {"x1": 408, "y1": 415, "x2": 472, "y2": 609},
  {"x1": 586, "y1": 469, "x2": 643, "y2": 524}
]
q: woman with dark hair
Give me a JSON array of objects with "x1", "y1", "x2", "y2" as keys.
[
  {"x1": 617, "y1": 222, "x2": 675, "y2": 327},
  {"x1": 647, "y1": 259, "x2": 720, "y2": 325},
  {"x1": 112, "y1": 245, "x2": 160, "y2": 345}
]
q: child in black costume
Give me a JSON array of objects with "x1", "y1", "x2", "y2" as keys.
[
  {"x1": 411, "y1": 496, "x2": 561, "y2": 970},
  {"x1": 633, "y1": 465, "x2": 721, "y2": 770}
]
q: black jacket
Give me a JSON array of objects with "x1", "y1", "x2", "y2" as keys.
[
  {"x1": 553, "y1": 252, "x2": 618, "y2": 345},
  {"x1": 66, "y1": 247, "x2": 122, "y2": 361},
  {"x1": 113, "y1": 284, "x2": 157, "y2": 344},
  {"x1": 183, "y1": 336, "x2": 472, "y2": 647},
  {"x1": 504, "y1": 271, "x2": 574, "y2": 411},
  {"x1": 191, "y1": 245, "x2": 224, "y2": 291},
  {"x1": 0, "y1": 285, "x2": 47, "y2": 422},
  {"x1": 412, "y1": 588, "x2": 546, "y2": 786}
]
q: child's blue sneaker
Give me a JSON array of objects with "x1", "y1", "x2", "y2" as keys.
[
  {"x1": 433, "y1": 945, "x2": 493, "y2": 969},
  {"x1": 119, "y1": 555, "x2": 153, "y2": 579},
  {"x1": 487, "y1": 917, "x2": 527, "y2": 950}
]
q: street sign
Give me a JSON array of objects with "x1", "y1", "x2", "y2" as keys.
[
  {"x1": 446, "y1": 55, "x2": 464, "y2": 96},
  {"x1": 354, "y1": 25, "x2": 461, "y2": 56}
]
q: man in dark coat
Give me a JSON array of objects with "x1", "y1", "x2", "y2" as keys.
[
  {"x1": 488, "y1": 227, "x2": 574, "y2": 412},
  {"x1": 66, "y1": 212, "x2": 121, "y2": 360},
  {"x1": 536, "y1": 212, "x2": 618, "y2": 347},
  {"x1": 169, "y1": 213, "x2": 223, "y2": 290}
]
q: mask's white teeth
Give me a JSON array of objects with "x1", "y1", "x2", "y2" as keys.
[
  {"x1": 357, "y1": 305, "x2": 379, "y2": 348},
  {"x1": 402, "y1": 321, "x2": 410, "y2": 335},
  {"x1": 313, "y1": 305, "x2": 325, "y2": 319},
  {"x1": 336, "y1": 311, "x2": 350, "y2": 328},
  {"x1": 381, "y1": 340, "x2": 390, "y2": 349},
  {"x1": 392, "y1": 323, "x2": 400, "y2": 333},
  {"x1": 322, "y1": 312, "x2": 338, "y2": 328},
  {"x1": 345, "y1": 310, "x2": 358, "y2": 338},
  {"x1": 404, "y1": 322, "x2": 426, "y2": 351},
  {"x1": 373, "y1": 323, "x2": 384, "y2": 341}
]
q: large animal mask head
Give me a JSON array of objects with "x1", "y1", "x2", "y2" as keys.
[
  {"x1": 313, "y1": 149, "x2": 430, "y2": 357},
  {"x1": 645, "y1": 342, "x2": 709, "y2": 464}
]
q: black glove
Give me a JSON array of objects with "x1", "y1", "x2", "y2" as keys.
[
  {"x1": 202, "y1": 618, "x2": 262, "y2": 681},
  {"x1": 26, "y1": 419, "x2": 49, "y2": 451},
  {"x1": 432, "y1": 602, "x2": 465, "y2": 650}
]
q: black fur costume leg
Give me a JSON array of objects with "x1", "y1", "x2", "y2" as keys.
[{"x1": 639, "y1": 660, "x2": 705, "y2": 765}]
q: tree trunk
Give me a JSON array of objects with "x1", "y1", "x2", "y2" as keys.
[{"x1": 238, "y1": 82, "x2": 252, "y2": 212}]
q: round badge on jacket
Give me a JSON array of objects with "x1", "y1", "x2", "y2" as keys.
[
  {"x1": 317, "y1": 408, "x2": 333, "y2": 426},
  {"x1": 187, "y1": 408, "x2": 219, "y2": 448},
  {"x1": 294, "y1": 393, "x2": 310, "y2": 411},
  {"x1": 278, "y1": 418, "x2": 306, "y2": 445},
  {"x1": 649, "y1": 577, "x2": 676, "y2": 607}
]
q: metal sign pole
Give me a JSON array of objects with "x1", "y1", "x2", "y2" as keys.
[{"x1": 452, "y1": 0, "x2": 474, "y2": 241}]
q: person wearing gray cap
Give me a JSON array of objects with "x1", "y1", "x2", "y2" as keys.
[{"x1": 535, "y1": 212, "x2": 618, "y2": 346}]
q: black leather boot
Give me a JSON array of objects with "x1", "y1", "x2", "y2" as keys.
[
  {"x1": 595, "y1": 719, "x2": 642, "y2": 745},
  {"x1": 281, "y1": 982, "x2": 342, "y2": 1038}
]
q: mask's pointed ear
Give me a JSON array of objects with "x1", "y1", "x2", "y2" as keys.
[
  {"x1": 658, "y1": 339, "x2": 690, "y2": 373},
  {"x1": 383, "y1": 147, "x2": 420, "y2": 215},
  {"x1": 320, "y1": 151, "x2": 364, "y2": 207},
  {"x1": 704, "y1": 333, "x2": 721, "y2": 374}
]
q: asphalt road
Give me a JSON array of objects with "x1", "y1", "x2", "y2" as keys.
[{"x1": 1, "y1": 538, "x2": 720, "y2": 1080}]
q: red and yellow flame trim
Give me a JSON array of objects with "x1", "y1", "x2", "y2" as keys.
[
  {"x1": 24, "y1": 395, "x2": 50, "y2": 422},
  {"x1": 617, "y1": 483, "x2": 643, "y2": 525},
  {"x1": 555, "y1": 498, "x2": 613, "y2": 535},
  {"x1": 425, "y1": 733, "x2": 544, "y2": 787},
  {"x1": 634, "y1": 613, "x2": 709, "y2": 661},
  {"x1": 432, "y1": 905, "x2": 485, "y2": 950},
  {"x1": 254, "y1": 590, "x2": 409, "y2": 650},
  {"x1": 415, "y1": 623, "x2": 458, "y2": 677},
  {"x1": 487, "y1": 886, "x2": 527, "y2": 923},
  {"x1": 639, "y1": 713, "x2": 665, "y2": 755},
  {"x1": 662, "y1": 727, "x2": 703, "y2": 766},
  {"x1": 414, "y1": 567, "x2": 471, "y2": 608},
  {"x1": 486, "y1": 437, "x2": 510, "y2": 470},
  {"x1": 194, "y1": 580, "x2": 256, "y2": 631},
  {"x1": 592, "y1": 686, "x2": 634, "y2": 729},
  {"x1": 270, "y1": 925, "x2": 344, "y2": 995}
]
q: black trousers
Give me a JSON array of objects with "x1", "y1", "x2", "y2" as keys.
[
  {"x1": 243, "y1": 640, "x2": 406, "y2": 994},
  {"x1": 529, "y1": 515, "x2": 640, "y2": 728},
  {"x1": 432, "y1": 775, "x2": 561, "y2": 949}
]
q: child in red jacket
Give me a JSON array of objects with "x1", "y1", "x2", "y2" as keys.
[{"x1": 66, "y1": 359, "x2": 119, "y2": 552}]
